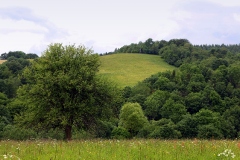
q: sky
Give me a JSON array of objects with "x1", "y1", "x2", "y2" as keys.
[{"x1": 0, "y1": 0, "x2": 240, "y2": 56}]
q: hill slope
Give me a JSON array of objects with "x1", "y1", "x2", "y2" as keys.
[
  {"x1": 99, "y1": 53, "x2": 175, "y2": 87},
  {"x1": 0, "y1": 60, "x2": 6, "y2": 64}
]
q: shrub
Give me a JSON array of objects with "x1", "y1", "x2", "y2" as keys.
[
  {"x1": 148, "y1": 119, "x2": 181, "y2": 139},
  {"x1": 1, "y1": 125, "x2": 37, "y2": 140},
  {"x1": 197, "y1": 124, "x2": 223, "y2": 139},
  {"x1": 119, "y1": 102, "x2": 148, "y2": 136},
  {"x1": 111, "y1": 127, "x2": 130, "y2": 139}
]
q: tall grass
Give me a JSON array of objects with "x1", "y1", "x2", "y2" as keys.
[
  {"x1": 1, "y1": 139, "x2": 239, "y2": 159},
  {"x1": 99, "y1": 53, "x2": 175, "y2": 87}
]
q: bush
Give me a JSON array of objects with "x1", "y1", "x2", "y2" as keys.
[
  {"x1": 72, "y1": 129, "x2": 95, "y2": 140},
  {"x1": 149, "y1": 126, "x2": 181, "y2": 139},
  {"x1": 37, "y1": 128, "x2": 64, "y2": 140},
  {"x1": 148, "y1": 119, "x2": 181, "y2": 139},
  {"x1": 119, "y1": 102, "x2": 148, "y2": 136},
  {"x1": 95, "y1": 121, "x2": 115, "y2": 138},
  {"x1": 1, "y1": 125, "x2": 37, "y2": 140},
  {"x1": 197, "y1": 124, "x2": 223, "y2": 139},
  {"x1": 111, "y1": 127, "x2": 130, "y2": 139},
  {"x1": 137, "y1": 124, "x2": 155, "y2": 138}
]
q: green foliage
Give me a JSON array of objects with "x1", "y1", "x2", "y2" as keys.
[
  {"x1": 193, "y1": 109, "x2": 224, "y2": 139},
  {"x1": 1, "y1": 125, "x2": 37, "y2": 140},
  {"x1": 194, "y1": 109, "x2": 221, "y2": 125},
  {"x1": 122, "y1": 86, "x2": 132, "y2": 99},
  {"x1": 159, "y1": 42, "x2": 192, "y2": 67},
  {"x1": 201, "y1": 86, "x2": 223, "y2": 112},
  {"x1": 5, "y1": 57, "x2": 30, "y2": 75},
  {"x1": 144, "y1": 90, "x2": 169, "y2": 120},
  {"x1": 197, "y1": 124, "x2": 223, "y2": 139},
  {"x1": 114, "y1": 38, "x2": 167, "y2": 55},
  {"x1": 137, "y1": 123, "x2": 155, "y2": 138},
  {"x1": 128, "y1": 82, "x2": 151, "y2": 107},
  {"x1": 15, "y1": 43, "x2": 120, "y2": 140},
  {"x1": 185, "y1": 92, "x2": 204, "y2": 114},
  {"x1": 228, "y1": 64, "x2": 240, "y2": 88},
  {"x1": 95, "y1": 120, "x2": 115, "y2": 138},
  {"x1": 3, "y1": 77, "x2": 21, "y2": 98},
  {"x1": 0, "y1": 93, "x2": 11, "y2": 134},
  {"x1": 0, "y1": 51, "x2": 38, "y2": 60},
  {"x1": 111, "y1": 127, "x2": 130, "y2": 139},
  {"x1": 6, "y1": 99, "x2": 26, "y2": 119},
  {"x1": 211, "y1": 58, "x2": 229, "y2": 70},
  {"x1": 223, "y1": 106, "x2": 240, "y2": 136},
  {"x1": 0, "y1": 57, "x2": 30, "y2": 98},
  {"x1": 148, "y1": 119, "x2": 181, "y2": 139},
  {"x1": 119, "y1": 103, "x2": 148, "y2": 136},
  {"x1": 0, "y1": 64, "x2": 11, "y2": 79},
  {"x1": 177, "y1": 114, "x2": 198, "y2": 138},
  {"x1": 160, "y1": 98, "x2": 187, "y2": 123},
  {"x1": 37, "y1": 128, "x2": 64, "y2": 140}
]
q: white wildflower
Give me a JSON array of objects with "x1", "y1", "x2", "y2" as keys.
[
  {"x1": 3, "y1": 155, "x2": 7, "y2": 159},
  {"x1": 218, "y1": 149, "x2": 236, "y2": 159}
]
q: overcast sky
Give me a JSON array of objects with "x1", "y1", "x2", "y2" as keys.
[{"x1": 1, "y1": 0, "x2": 240, "y2": 55}]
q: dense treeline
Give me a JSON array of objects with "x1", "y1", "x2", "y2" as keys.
[
  {"x1": 109, "y1": 39, "x2": 240, "y2": 139},
  {"x1": 116, "y1": 39, "x2": 240, "y2": 139},
  {"x1": 0, "y1": 51, "x2": 38, "y2": 60},
  {"x1": 122, "y1": 65, "x2": 240, "y2": 138},
  {"x1": 0, "y1": 52, "x2": 39, "y2": 140},
  {"x1": 112, "y1": 38, "x2": 167, "y2": 55},
  {"x1": 1, "y1": 40, "x2": 240, "y2": 140},
  {"x1": 194, "y1": 44, "x2": 240, "y2": 54},
  {"x1": 112, "y1": 38, "x2": 240, "y2": 58}
]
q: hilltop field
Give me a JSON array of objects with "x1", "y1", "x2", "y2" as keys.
[
  {"x1": 0, "y1": 60, "x2": 6, "y2": 64},
  {"x1": 1, "y1": 54, "x2": 174, "y2": 88},
  {"x1": 99, "y1": 53, "x2": 175, "y2": 87}
]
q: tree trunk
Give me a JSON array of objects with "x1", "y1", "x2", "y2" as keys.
[{"x1": 64, "y1": 125, "x2": 72, "y2": 141}]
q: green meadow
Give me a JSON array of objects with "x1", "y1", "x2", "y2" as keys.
[
  {"x1": 0, "y1": 54, "x2": 175, "y2": 87},
  {"x1": 1, "y1": 139, "x2": 239, "y2": 160},
  {"x1": 99, "y1": 53, "x2": 175, "y2": 87}
]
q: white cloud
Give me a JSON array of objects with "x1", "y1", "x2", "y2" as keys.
[
  {"x1": 207, "y1": 0, "x2": 240, "y2": 6},
  {"x1": 0, "y1": 0, "x2": 240, "y2": 55},
  {"x1": 0, "y1": 31, "x2": 45, "y2": 53},
  {"x1": 170, "y1": 1, "x2": 240, "y2": 44},
  {"x1": 0, "y1": 6, "x2": 69, "y2": 55},
  {"x1": 0, "y1": 18, "x2": 48, "y2": 33},
  {"x1": 233, "y1": 13, "x2": 240, "y2": 22}
]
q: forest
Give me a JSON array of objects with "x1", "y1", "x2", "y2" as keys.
[{"x1": 1, "y1": 39, "x2": 240, "y2": 140}]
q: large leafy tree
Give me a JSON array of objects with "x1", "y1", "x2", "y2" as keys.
[{"x1": 15, "y1": 43, "x2": 120, "y2": 140}]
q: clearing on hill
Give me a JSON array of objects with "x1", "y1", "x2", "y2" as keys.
[
  {"x1": 99, "y1": 53, "x2": 175, "y2": 87},
  {"x1": 0, "y1": 60, "x2": 6, "y2": 64}
]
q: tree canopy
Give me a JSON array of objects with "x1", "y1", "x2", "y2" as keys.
[{"x1": 15, "y1": 44, "x2": 120, "y2": 140}]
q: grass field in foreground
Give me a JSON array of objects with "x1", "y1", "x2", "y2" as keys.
[
  {"x1": 99, "y1": 53, "x2": 175, "y2": 87},
  {"x1": 0, "y1": 139, "x2": 239, "y2": 160}
]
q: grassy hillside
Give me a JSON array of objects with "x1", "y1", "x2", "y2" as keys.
[
  {"x1": 99, "y1": 53, "x2": 175, "y2": 87},
  {"x1": 0, "y1": 54, "x2": 175, "y2": 87},
  {"x1": 0, "y1": 60, "x2": 6, "y2": 64}
]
